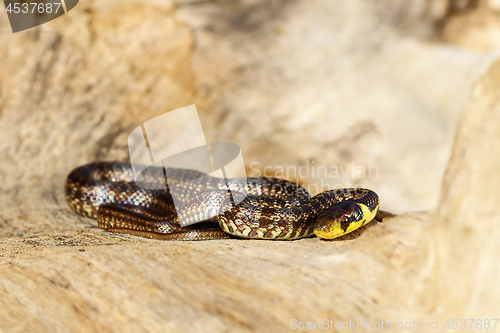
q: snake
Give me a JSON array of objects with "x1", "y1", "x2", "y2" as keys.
[{"x1": 65, "y1": 162, "x2": 380, "y2": 241}]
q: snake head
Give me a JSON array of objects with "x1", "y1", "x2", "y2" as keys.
[{"x1": 313, "y1": 201, "x2": 363, "y2": 239}]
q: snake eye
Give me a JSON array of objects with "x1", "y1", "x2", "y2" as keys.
[{"x1": 340, "y1": 215, "x2": 350, "y2": 229}]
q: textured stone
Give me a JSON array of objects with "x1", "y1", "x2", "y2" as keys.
[
  {"x1": 425, "y1": 58, "x2": 500, "y2": 321},
  {"x1": 0, "y1": 0, "x2": 498, "y2": 331},
  {"x1": 441, "y1": 8, "x2": 500, "y2": 51}
]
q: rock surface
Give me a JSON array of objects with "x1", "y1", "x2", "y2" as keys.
[
  {"x1": 0, "y1": 0, "x2": 498, "y2": 332},
  {"x1": 426, "y1": 58, "x2": 500, "y2": 321},
  {"x1": 440, "y1": 0, "x2": 500, "y2": 51}
]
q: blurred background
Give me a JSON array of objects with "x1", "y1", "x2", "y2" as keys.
[
  {"x1": 0, "y1": 0, "x2": 499, "y2": 232},
  {"x1": 1, "y1": 1, "x2": 500, "y2": 330}
]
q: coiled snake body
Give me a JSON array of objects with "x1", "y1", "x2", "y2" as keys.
[{"x1": 65, "y1": 162, "x2": 380, "y2": 241}]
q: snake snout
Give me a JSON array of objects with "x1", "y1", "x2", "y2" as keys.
[
  {"x1": 313, "y1": 202, "x2": 363, "y2": 239},
  {"x1": 313, "y1": 218, "x2": 343, "y2": 239}
]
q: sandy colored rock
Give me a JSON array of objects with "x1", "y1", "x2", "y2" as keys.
[
  {"x1": 426, "y1": 58, "x2": 500, "y2": 320},
  {"x1": 441, "y1": 8, "x2": 500, "y2": 51},
  {"x1": 180, "y1": 0, "x2": 494, "y2": 213},
  {"x1": 0, "y1": 0, "x2": 499, "y2": 332},
  {"x1": 438, "y1": 0, "x2": 500, "y2": 51}
]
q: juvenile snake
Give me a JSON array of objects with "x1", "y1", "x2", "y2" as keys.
[{"x1": 65, "y1": 162, "x2": 380, "y2": 241}]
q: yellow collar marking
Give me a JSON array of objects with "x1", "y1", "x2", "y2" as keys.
[{"x1": 344, "y1": 203, "x2": 379, "y2": 234}]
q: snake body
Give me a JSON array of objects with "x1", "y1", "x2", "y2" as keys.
[{"x1": 65, "y1": 162, "x2": 380, "y2": 241}]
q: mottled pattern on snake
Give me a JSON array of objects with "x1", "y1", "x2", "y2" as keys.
[{"x1": 65, "y1": 162, "x2": 379, "y2": 240}]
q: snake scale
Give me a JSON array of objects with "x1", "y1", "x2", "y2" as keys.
[{"x1": 65, "y1": 162, "x2": 380, "y2": 241}]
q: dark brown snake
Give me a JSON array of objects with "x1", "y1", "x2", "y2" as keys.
[{"x1": 65, "y1": 162, "x2": 380, "y2": 241}]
